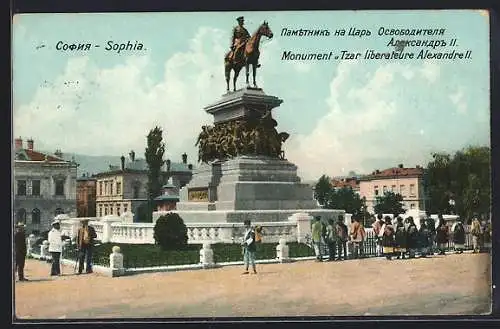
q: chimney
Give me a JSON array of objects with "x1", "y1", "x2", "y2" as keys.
[
  {"x1": 27, "y1": 138, "x2": 34, "y2": 150},
  {"x1": 129, "y1": 150, "x2": 135, "y2": 162},
  {"x1": 120, "y1": 156, "x2": 125, "y2": 171},
  {"x1": 182, "y1": 153, "x2": 187, "y2": 164},
  {"x1": 14, "y1": 137, "x2": 23, "y2": 151},
  {"x1": 166, "y1": 159, "x2": 171, "y2": 172}
]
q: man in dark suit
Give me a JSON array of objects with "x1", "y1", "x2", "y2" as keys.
[
  {"x1": 14, "y1": 222, "x2": 28, "y2": 281},
  {"x1": 76, "y1": 219, "x2": 97, "y2": 274},
  {"x1": 241, "y1": 219, "x2": 257, "y2": 274}
]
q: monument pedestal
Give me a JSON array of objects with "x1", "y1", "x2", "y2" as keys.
[{"x1": 162, "y1": 88, "x2": 344, "y2": 224}]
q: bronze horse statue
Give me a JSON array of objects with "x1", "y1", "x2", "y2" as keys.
[{"x1": 224, "y1": 21, "x2": 273, "y2": 92}]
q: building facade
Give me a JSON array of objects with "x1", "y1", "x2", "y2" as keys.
[
  {"x1": 359, "y1": 165, "x2": 426, "y2": 214},
  {"x1": 13, "y1": 138, "x2": 78, "y2": 234},
  {"x1": 331, "y1": 177, "x2": 360, "y2": 194},
  {"x1": 76, "y1": 174, "x2": 97, "y2": 217},
  {"x1": 94, "y1": 151, "x2": 193, "y2": 221}
]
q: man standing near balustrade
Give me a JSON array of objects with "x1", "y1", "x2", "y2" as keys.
[
  {"x1": 241, "y1": 219, "x2": 257, "y2": 274},
  {"x1": 14, "y1": 222, "x2": 28, "y2": 281},
  {"x1": 76, "y1": 219, "x2": 97, "y2": 274}
]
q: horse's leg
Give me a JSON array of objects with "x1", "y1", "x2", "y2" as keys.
[
  {"x1": 245, "y1": 61, "x2": 250, "y2": 87},
  {"x1": 253, "y1": 63, "x2": 258, "y2": 88},
  {"x1": 225, "y1": 63, "x2": 230, "y2": 92},
  {"x1": 233, "y1": 66, "x2": 240, "y2": 92}
]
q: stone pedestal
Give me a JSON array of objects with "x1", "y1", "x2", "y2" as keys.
[
  {"x1": 204, "y1": 87, "x2": 283, "y2": 124},
  {"x1": 168, "y1": 87, "x2": 345, "y2": 226}
]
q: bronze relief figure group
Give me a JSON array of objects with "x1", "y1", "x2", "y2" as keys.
[{"x1": 195, "y1": 110, "x2": 289, "y2": 163}]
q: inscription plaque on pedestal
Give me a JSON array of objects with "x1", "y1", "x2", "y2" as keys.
[{"x1": 188, "y1": 188, "x2": 209, "y2": 202}]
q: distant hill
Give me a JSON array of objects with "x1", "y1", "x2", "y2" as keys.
[{"x1": 60, "y1": 153, "x2": 122, "y2": 177}]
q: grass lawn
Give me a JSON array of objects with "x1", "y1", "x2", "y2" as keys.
[{"x1": 62, "y1": 242, "x2": 316, "y2": 268}]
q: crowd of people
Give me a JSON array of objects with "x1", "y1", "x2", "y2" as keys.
[{"x1": 309, "y1": 213, "x2": 492, "y2": 262}]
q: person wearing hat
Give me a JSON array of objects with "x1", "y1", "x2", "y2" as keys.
[
  {"x1": 14, "y1": 222, "x2": 28, "y2": 281},
  {"x1": 470, "y1": 216, "x2": 482, "y2": 253},
  {"x1": 311, "y1": 216, "x2": 324, "y2": 261},
  {"x1": 241, "y1": 219, "x2": 257, "y2": 274},
  {"x1": 452, "y1": 219, "x2": 466, "y2": 254},
  {"x1": 229, "y1": 16, "x2": 251, "y2": 63},
  {"x1": 76, "y1": 218, "x2": 97, "y2": 274},
  {"x1": 379, "y1": 216, "x2": 395, "y2": 260},
  {"x1": 48, "y1": 219, "x2": 63, "y2": 276},
  {"x1": 335, "y1": 215, "x2": 348, "y2": 261}
]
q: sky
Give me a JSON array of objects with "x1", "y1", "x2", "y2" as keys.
[{"x1": 12, "y1": 10, "x2": 490, "y2": 181}]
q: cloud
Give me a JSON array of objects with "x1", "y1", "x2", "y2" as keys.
[
  {"x1": 449, "y1": 87, "x2": 467, "y2": 114},
  {"x1": 13, "y1": 27, "x2": 228, "y2": 163},
  {"x1": 419, "y1": 60, "x2": 440, "y2": 83},
  {"x1": 284, "y1": 61, "x2": 444, "y2": 181}
]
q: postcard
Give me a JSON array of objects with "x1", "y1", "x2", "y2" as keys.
[{"x1": 12, "y1": 10, "x2": 492, "y2": 320}]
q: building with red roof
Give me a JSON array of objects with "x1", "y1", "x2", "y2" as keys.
[
  {"x1": 359, "y1": 164, "x2": 427, "y2": 214},
  {"x1": 13, "y1": 137, "x2": 78, "y2": 234}
]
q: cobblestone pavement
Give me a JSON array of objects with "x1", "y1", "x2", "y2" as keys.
[{"x1": 14, "y1": 253, "x2": 491, "y2": 319}]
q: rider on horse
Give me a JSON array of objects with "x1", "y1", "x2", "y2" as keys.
[{"x1": 229, "y1": 16, "x2": 250, "y2": 64}]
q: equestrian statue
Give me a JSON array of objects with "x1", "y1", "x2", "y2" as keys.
[{"x1": 224, "y1": 17, "x2": 273, "y2": 92}]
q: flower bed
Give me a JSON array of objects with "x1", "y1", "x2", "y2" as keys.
[{"x1": 78, "y1": 242, "x2": 315, "y2": 269}]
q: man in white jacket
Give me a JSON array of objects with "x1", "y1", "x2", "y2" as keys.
[{"x1": 48, "y1": 220, "x2": 63, "y2": 276}]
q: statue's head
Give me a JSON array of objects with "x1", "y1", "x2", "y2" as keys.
[
  {"x1": 260, "y1": 21, "x2": 273, "y2": 39},
  {"x1": 237, "y1": 16, "x2": 244, "y2": 25}
]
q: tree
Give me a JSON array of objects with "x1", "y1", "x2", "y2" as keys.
[
  {"x1": 326, "y1": 187, "x2": 364, "y2": 214},
  {"x1": 374, "y1": 191, "x2": 405, "y2": 216},
  {"x1": 144, "y1": 126, "x2": 166, "y2": 222},
  {"x1": 424, "y1": 145, "x2": 490, "y2": 222},
  {"x1": 153, "y1": 213, "x2": 188, "y2": 251},
  {"x1": 326, "y1": 187, "x2": 370, "y2": 226},
  {"x1": 314, "y1": 175, "x2": 332, "y2": 207}
]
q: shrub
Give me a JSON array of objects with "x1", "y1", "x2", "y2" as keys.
[{"x1": 153, "y1": 213, "x2": 188, "y2": 251}]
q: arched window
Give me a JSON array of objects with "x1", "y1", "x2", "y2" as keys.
[
  {"x1": 16, "y1": 208, "x2": 26, "y2": 223},
  {"x1": 32, "y1": 208, "x2": 41, "y2": 224},
  {"x1": 55, "y1": 208, "x2": 64, "y2": 216}
]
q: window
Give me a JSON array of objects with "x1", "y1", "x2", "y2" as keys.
[
  {"x1": 99, "y1": 205, "x2": 103, "y2": 217},
  {"x1": 410, "y1": 203, "x2": 416, "y2": 210},
  {"x1": 55, "y1": 179, "x2": 65, "y2": 196},
  {"x1": 383, "y1": 186, "x2": 387, "y2": 194},
  {"x1": 31, "y1": 208, "x2": 41, "y2": 224},
  {"x1": 410, "y1": 184, "x2": 416, "y2": 196},
  {"x1": 55, "y1": 208, "x2": 64, "y2": 216},
  {"x1": 116, "y1": 182, "x2": 121, "y2": 195},
  {"x1": 104, "y1": 205, "x2": 108, "y2": 216},
  {"x1": 374, "y1": 185, "x2": 379, "y2": 196},
  {"x1": 391, "y1": 185, "x2": 396, "y2": 192},
  {"x1": 400, "y1": 185, "x2": 405, "y2": 196},
  {"x1": 117, "y1": 206, "x2": 121, "y2": 216},
  {"x1": 16, "y1": 208, "x2": 26, "y2": 223},
  {"x1": 99, "y1": 182, "x2": 103, "y2": 195},
  {"x1": 32, "y1": 180, "x2": 41, "y2": 196},
  {"x1": 104, "y1": 182, "x2": 108, "y2": 195},
  {"x1": 17, "y1": 180, "x2": 26, "y2": 196},
  {"x1": 124, "y1": 204, "x2": 128, "y2": 213}
]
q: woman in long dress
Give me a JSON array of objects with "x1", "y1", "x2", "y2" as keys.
[{"x1": 379, "y1": 216, "x2": 395, "y2": 260}]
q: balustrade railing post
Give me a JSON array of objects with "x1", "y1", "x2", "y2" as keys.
[{"x1": 289, "y1": 212, "x2": 313, "y2": 244}]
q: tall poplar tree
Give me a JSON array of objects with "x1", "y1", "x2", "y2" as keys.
[{"x1": 143, "y1": 126, "x2": 166, "y2": 222}]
